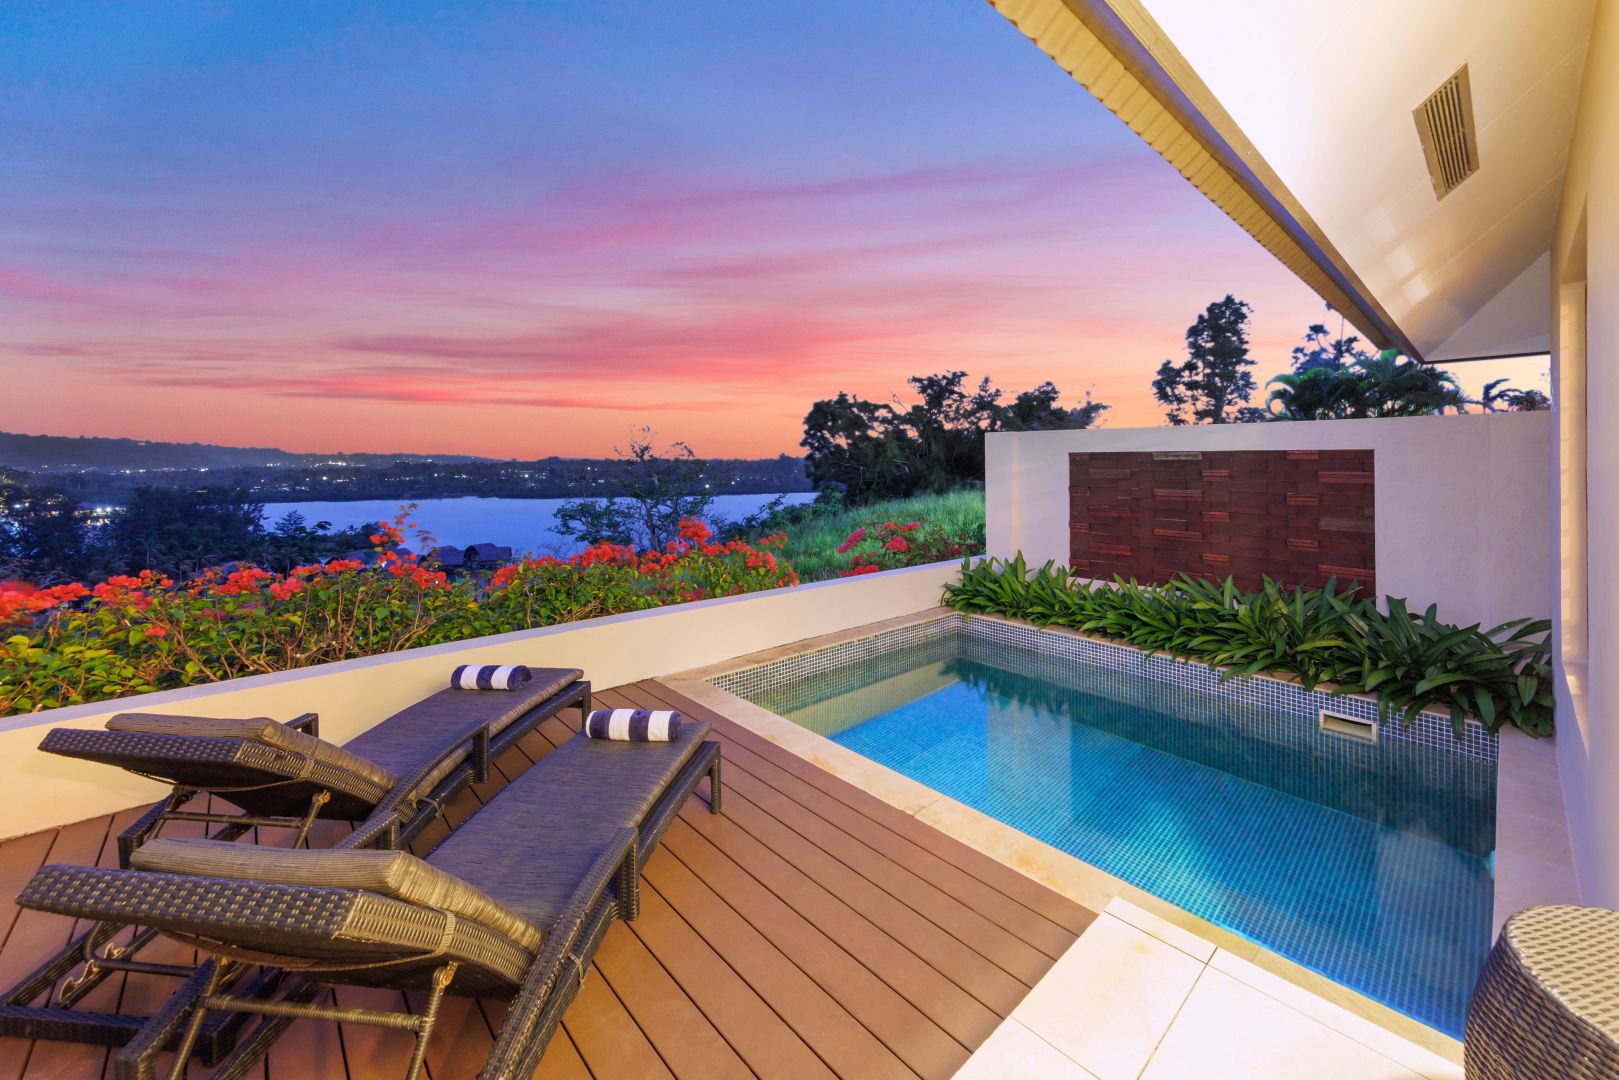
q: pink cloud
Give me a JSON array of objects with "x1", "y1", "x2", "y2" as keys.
[{"x1": 0, "y1": 152, "x2": 1329, "y2": 455}]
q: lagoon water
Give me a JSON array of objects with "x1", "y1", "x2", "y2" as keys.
[{"x1": 261, "y1": 493, "x2": 816, "y2": 557}]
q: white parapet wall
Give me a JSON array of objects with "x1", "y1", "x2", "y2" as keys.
[
  {"x1": 0, "y1": 560, "x2": 962, "y2": 841},
  {"x1": 986, "y1": 412, "x2": 1555, "y2": 631}
]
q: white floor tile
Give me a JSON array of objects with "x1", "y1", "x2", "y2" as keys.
[
  {"x1": 1010, "y1": 914, "x2": 1203, "y2": 1080},
  {"x1": 952, "y1": 1020, "x2": 1098, "y2": 1079},
  {"x1": 1102, "y1": 896, "x2": 1217, "y2": 962},
  {"x1": 1208, "y1": 951, "x2": 1462, "y2": 1079},
  {"x1": 1141, "y1": 968, "x2": 1424, "y2": 1079}
]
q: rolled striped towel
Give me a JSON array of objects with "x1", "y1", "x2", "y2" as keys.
[
  {"x1": 584, "y1": 708, "x2": 683, "y2": 742},
  {"x1": 450, "y1": 664, "x2": 532, "y2": 691}
]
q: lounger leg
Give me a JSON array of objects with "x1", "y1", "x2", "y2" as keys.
[
  {"x1": 708, "y1": 754, "x2": 722, "y2": 814},
  {"x1": 292, "y1": 790, "x2": 332, "y2": 848},
  {"x1": 404, "y1": 963, "x2": 457, "y2": 1080},
  {"x1": 119, "y1": 789, "x2": 191, "y2": 867},
  {"x1": 164, "y1": 960, "x2": 226, "y2": 1080}
]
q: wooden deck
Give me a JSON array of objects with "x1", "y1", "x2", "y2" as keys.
[{"x1": 0, "y1": 681, "x2": 1095, "y2": 1079}]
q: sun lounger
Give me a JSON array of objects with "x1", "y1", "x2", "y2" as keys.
[
  {"x1": 17, "y1": 716, "x2": 721, "y2": 1080},
  {"x1": 38, "y1": 667, "x2": 590, "y2": 860},
  {"x1": 0, "y1": 668, "x2": 590, "y2": 1058}
]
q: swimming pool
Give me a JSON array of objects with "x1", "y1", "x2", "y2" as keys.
[{"x1": 713, "y1": 615, "x2": 1497, "y2": 1038}]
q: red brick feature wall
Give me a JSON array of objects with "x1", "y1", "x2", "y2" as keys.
[{"x1": 1068, "y1": 449, "x2": 1375, "y2": 594}]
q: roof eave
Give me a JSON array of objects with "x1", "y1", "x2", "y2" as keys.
[{"x1": 989, "y1": 0, "x2": 1424, "y2": 359}]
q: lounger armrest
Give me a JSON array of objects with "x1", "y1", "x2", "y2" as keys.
[
  {"x1": 479, "y1": 827, "x2": 637, "y2": 1080},
  {"x1": 339, "y1": 722, "x2": 493, "y2": 849},
  {"x1": 368, "y1": 723, "x2": 494, "y2": 822}
]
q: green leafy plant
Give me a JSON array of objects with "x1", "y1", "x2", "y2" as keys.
[{"x1": 943, "y1": 556, "x2": 1553, "y2": 738}]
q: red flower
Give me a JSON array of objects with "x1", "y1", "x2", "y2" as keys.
[
  {"x1": 268, "y1": 579, "x2": 305, "y2": 601},
  {"x1": 144, "y1": 625, "x2": 168, "y2": 638},
  {"x1": 677, "y1": 518, "x2": 713, "y2": 544},
  {"x1": 885, "y1": 537, "x2": 909, "y2": 553}
]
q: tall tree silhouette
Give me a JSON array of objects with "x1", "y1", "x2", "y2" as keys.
[{"x1": 1152, "y1": 295, "x2": 1257, "y2": 425}]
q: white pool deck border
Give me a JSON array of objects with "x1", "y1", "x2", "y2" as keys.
[{"x1": 666, "y1": 607, "x2": 1581, "y2": 1076}]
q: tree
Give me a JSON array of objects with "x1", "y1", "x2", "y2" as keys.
[
  {"x1": 802, "y1": 372, "x2": 1108, "y2": 504},
  {"x1": 1267, "y1": 350, "x2": 1469, "y2": 420},
  {"x1": 1002, "y1": 382, "x2": 1110, "y2": 432},
  {"x1": 0, "y1": 469, "x2": 93, "y2": 582},
  {"x1": 892, "y1": 372, "x2": 1005, "y2": 496},
  {"x1": 100, "y1": 487, "x2": 266, "y2": 577},
  {"x1": 1290, "y1": 316, "x2": 1368, "y2": 374},
  {"x1": 1153, "y1": 295, "x2": 1257, "y2": 425},
  {"x1": 555, "y1": 431, "x2": 715, "y2": 549},
  {"x1": 252, "y1": 511, "x2": 374, "y2": 571},
  {"x1": 801, "y1": 393, "x2": 910, "y2": 502},
  {"x1": 1479, "y1": 378, "x2": 1551, "y2": 413}
]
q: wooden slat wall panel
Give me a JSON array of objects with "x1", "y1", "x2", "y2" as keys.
[{"x1": 1069, "y1": 449, "x2": 1376, "y2": 594}]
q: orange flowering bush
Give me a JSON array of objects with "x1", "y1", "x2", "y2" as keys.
[
  {"x1": 837, "y1": 519, "x2": 981, "y2": 577},
  {"x1": 1, "y1": 515, "x2": 796, "y2": 715}
]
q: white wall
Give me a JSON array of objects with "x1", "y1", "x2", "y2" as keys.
[
  {"x1": 0, "y1": 560, "x2": 961, "y2": 841},
  {"x1": 986, "y1": 412, "x2": 1555, "y2": 631},
  {"x1": 1552, "y1": 0, "x2": 1619, "y2": 909}
]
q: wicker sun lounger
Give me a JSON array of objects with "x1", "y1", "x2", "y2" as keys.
[
  {"x1": 18, "y1": 716, "x2": 721, "y2": 1080},
  {"x1": 39, "y1": 667, "x2": 590, "y2": 859},
  {"x1": 1, "y1": 668, "x2": 590, "y2": 1057}
]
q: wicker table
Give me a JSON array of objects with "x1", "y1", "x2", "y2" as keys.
[{"x1": 1467, "y1": 905, "x2": 1619, "y2": 1078}]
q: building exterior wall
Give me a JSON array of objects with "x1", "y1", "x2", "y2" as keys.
[
  {"x1": 0, "y1": 560, "x2": 962, "y2": 841},
  {"x1": 986, "y1": 412, "x2": 1555, "y2": 632},
  {"x1": 1552, "y1": 0, "x2": 1619, "y2": 908}
]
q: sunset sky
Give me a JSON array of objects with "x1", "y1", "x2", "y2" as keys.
[{"x1": 1, "y1": 1, "x2": 1339, "y2": 459}]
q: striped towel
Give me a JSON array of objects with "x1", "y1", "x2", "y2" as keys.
[
  {"x1": 584, "y1": 708, "x2": 683, "y2": 742},
  {"x1": 450, "y1": 664, "x2": 532, "y2": 691}
]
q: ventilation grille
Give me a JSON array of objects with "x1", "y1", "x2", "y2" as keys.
[{"x1": 1414, "y1": 65, "x2": 1480, "y2": 198}]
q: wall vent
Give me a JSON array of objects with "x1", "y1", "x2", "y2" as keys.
[
  {"x1": 1320, "y1": 709, "x2": 1377, "y2": 743},
  {"x1": 1414, "y1": 65, "x2": 1480, "y2": 198}
]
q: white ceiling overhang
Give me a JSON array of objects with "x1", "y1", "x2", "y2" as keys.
[{"x1": 989, "y1": 0, "x2": 1596, "y2": 360}]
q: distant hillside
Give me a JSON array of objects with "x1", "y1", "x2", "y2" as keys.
[{"x1": 0, "y1": 431, "x2": 489, "y2": 472}]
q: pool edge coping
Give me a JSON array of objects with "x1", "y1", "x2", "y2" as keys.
[{"x1": 663, "y1": 607, "x2": 1470, "y2": 1068}]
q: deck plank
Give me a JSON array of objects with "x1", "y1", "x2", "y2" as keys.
[
  {"x1": 658, "y1": 818, "x2": 968, "y2": 1078},
  {"x1": 641, "y1": 681, "x2": 1092, "y2": 943},
  {"x1": 617, "y1": 880, "x2": 832, "y2": 1080},
  {"x1": 672, "y1": 794, "x2": 1008, "y2": 1039},
  {"x1": 642, "y1": 850, "x2": 915, "y2": 1080},
  {"x1": 0, "y1": 677, "x2": 1092, "y2": 1079},
  {"x1": 600, "y1": 700, "x2": 1064, "y2": 990},
  {"x1": 589, "y1": 915, "x2": 752, "y2": 1080}
]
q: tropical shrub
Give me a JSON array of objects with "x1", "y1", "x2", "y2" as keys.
[
  {"x1": 731, "y1": 489, "x2": 985, "y2": 582},
  {"x1": 1267, "y1": 349, "x2": 1468, "y2": 420},
  {"x1": 1, "y1": 517, "x2": 795, "y2": 716},
  {"x1": 944, "y1": 555, "x2": 1553, "y2": 738},
  {"x1": 836, "y1": 518, "x2": 983, "y2": 577}
]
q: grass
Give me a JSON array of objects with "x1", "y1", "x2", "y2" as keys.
[{"x1": 751, "y1": 489, "x2": 985, "y2": 583}]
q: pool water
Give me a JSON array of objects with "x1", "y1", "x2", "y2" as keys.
[{"x1": 737, "y1": 629, "x2": 1496, "y2": 1038}]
